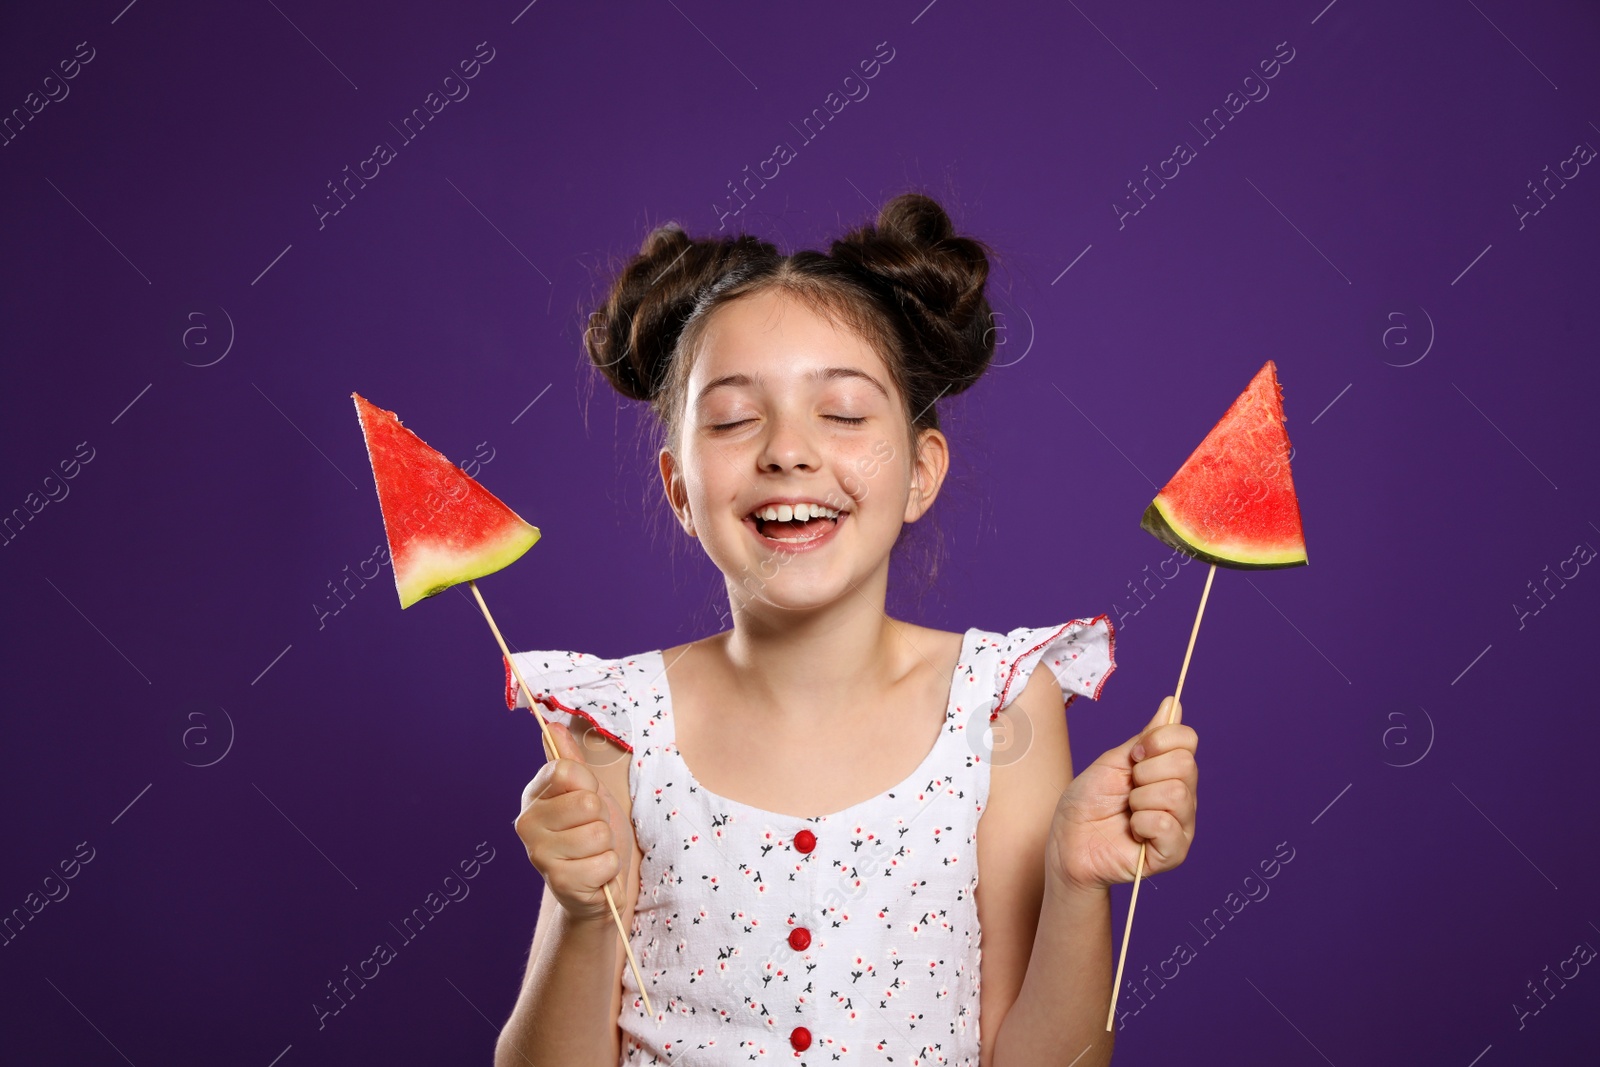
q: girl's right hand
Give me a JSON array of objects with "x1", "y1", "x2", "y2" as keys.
[{"x1": 514, "y1": 720, "x2": 629, "y2": 923}]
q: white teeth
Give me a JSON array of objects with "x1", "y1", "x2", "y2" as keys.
[{"x1": 751, "y1": 502, "x2": 843, "y2": 522}]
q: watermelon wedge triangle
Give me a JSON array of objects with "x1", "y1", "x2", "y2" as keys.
[
  {"x1": 352, "y1": 393, "x2": 540, "y2": 608},
  {"x1": 1139, "y1": 360, "x2": 1308, "y2": 569}
]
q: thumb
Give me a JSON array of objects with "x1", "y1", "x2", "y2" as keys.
[
  {"x1": 540, "y1": 719, "x2": 585, "y2": 765},
  {"x1": 1112, "y1": 696, "x2": 1182, "y2": 767}
]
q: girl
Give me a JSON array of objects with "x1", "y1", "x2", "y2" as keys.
[{"x1": 494, "y1": 194, "x2": 1198, "y2": 1066}]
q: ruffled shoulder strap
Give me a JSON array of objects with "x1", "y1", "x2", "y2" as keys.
[
  {"x1": 986, "y1": 615, "x2": 1117, "y2": 719},
  {"x1": 502, "y1": 649, "x2": 637, "y2": 753}
]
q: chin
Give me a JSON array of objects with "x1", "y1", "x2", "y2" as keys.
[{"x1": 713, "y1": 553, "x2": 856, "y2": 617}]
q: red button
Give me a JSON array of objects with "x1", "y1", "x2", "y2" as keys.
[
  {"x1": 788, "y1": 926, "x2": 811, "y2": 951},
  {"x1": 794, "y1": 829, "x2": 816, "y2": 853},
  {"x1": 790, "y1": 1026, "x2": 812, "y2": 1051}
]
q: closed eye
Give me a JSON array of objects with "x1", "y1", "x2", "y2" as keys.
[{"x1": 709, "y1": 416, "x2": 863, "y2": 430}]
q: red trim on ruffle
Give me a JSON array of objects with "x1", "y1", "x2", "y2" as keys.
[
  {"x1": 990, "y1": 615, "x2": 1115, "y2": 721},
  {"x1": 502, "y1": 654, "x2": 635, "y2": 754},
  {"x1": 1091, "y1": 612, "x2": 1118, "y2": 702}
]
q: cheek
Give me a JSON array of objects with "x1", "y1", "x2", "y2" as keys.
[
  {"x1": 680, "y1": 446, "x2": 742, "y2": 515},
  {"x1": 839, "y1": 435, "x2": 910, "y2": 501}
]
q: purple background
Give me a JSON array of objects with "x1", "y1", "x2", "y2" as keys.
[{"x1": 3, "y1": 0, "x2": 1596, "y2": 1062}]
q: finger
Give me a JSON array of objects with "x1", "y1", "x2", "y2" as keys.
[
  {"x1": 1130, "y1": 747, "x2": 1197, "y2": 788},
  {"x1": 520, "y1": 755, "x2": 565, "y2": 808},
  {"x1": 520, "y1": 766, "x2": 562, "y2": 811},
  {"x1": 1131, "y1": 722, "x2": 1198, "y2": 765},
  {"x1": 1129, "y1": 778, "x2": 1192, "y2": 818},
  {"x1": 540, "y1": 818, "x2": 616, "y2": 862},
  {"x1": 1106, "y1": 698, "x2": 1186, "y2": 769},
  {"x1": 1129, "y1": 809, "x2": 1190, "y2": 869},
  {"x1": 541, "y1": 719, "x2": 587, "y2": 766},
  {"x1": 1149, "y1": 695, "x2": 1181, "y2": 730},
  {"x1": 1100, "y1": 697, "x2": 1177, "y2": 771},
  {"x1": 528, "y1": 767, "x2": 553, "y2": 809},
  {"x1": 532, "y1": 756, "x2": 600, "y2": 805},
  {"x1": 558, "y1": 849, "x2": 623, "y2": 894},
  {"x1": 539, "y1": 786, "x2": 609, "y2": 833}
]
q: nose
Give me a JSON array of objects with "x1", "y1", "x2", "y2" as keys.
[{"x1": 757, "y1": 410, "x2": 818, "y2": 473}]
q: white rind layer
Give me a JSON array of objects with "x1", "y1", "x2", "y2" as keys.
[{"x1": 395, "y1": 525, "x2": 540, "y2": 608}]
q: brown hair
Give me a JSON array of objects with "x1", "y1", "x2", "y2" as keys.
[{"x1": 583, "y1": 192, "x2": 999, "y2": 456}]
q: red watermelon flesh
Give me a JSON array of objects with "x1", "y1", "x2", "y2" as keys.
[
  {"x1": 353, "y1": 393, "x2": 540, "y2": 608},
  {"x1": 1140, "y1": 361, "x2": 1307, "y2": 569}
]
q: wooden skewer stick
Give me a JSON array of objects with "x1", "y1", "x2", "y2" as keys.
[
  {"x1": 468, "y1": 580, "x2": 655, "y2": 1020},
  {"x1": 1105, "y1": 561, "x2": 1216, "y2": 1031}
]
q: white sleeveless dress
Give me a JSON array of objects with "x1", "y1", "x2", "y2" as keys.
[{"x1": 503, "y1": 618, "x2": 1116, "y2": 1066}]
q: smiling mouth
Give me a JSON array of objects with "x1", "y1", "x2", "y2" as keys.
[{"x1": 745, "y1": 505, "x2": 845, "y2": 545}]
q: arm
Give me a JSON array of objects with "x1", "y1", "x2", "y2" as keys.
[
  {"x1": 495, "y1": 726, "x2": 644, "y2": 1067},
  {"x1": 979, "y1": 673, "x2": 1200, "y2": 1066},
  {"x1": 977, "y1": 668, "x2": 1115, "y2": 1067},
  {"x1": 495, "y1": 885, "x2": 628, "y2": 1067}
]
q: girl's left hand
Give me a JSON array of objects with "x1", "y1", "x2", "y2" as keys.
[{"x1": 1046, "y1": 696, "x2": 1198, "y2": 896}]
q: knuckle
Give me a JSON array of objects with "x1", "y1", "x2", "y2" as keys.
[
  {"x1": 514, "y1": 807, "x2": 540, "y2": 836},
  {"x1": 582, "y1": 820, "x2": 612, "y2": 852},
  {"x1": 581, "y1": 850, "x2": 616, "y2": 881}
]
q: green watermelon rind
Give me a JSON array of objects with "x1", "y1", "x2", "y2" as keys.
[
  {"x1": 395, "y1": 524, "x2": 541, "y2": 609},
  {"x1": 1140, "y1": 498, "x2": 1307, "y2": 570}
]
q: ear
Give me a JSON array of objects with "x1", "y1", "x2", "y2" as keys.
[
  {"x1": 658, "y1": 447, "x2": 696, "y2": 537},
  {"x1": 903, "y1": 426, "x2": 950, "y2": 524}
]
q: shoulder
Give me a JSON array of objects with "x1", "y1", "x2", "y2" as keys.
[{"x1": 660, "y1": 630, "x2": 726, "y2": 668}]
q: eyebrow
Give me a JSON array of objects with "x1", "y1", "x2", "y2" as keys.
[{"x1": 695, "y1": 366, "x2": 891, "y2": 405}]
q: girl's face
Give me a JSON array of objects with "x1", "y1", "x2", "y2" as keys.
[{"x1": 659, "y1": 287, "x2": 948, "y2": 618}]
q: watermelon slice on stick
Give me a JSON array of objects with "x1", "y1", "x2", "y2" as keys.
[
  {"x1": 353, "y1": 393, "x2": 541, "y2": 608},
  {"x1": 351, "y1": 392, "x2": 654, "y2": 1017},
  {"x1": 1105, "y1": 360, "x2": 1307, "y2": 1030},
  {"x1": 1139, "y1": 360, "x2": 1308, "y2": 568}
]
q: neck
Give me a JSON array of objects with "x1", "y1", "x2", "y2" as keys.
[{"x1": 718, "y1": 562, "x2": 918, "y2": 721}]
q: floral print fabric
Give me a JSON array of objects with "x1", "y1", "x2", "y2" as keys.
[{"x1": 503, "y1": 617, "x2": 1115, "y2": 1065}]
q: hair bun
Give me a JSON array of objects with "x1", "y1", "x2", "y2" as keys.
[
  {"x1": 585, "y1": 223, "x2": 781, "y2": 404},
  {"x1": 829, "y1": 193, "x2": 997, "y2": 397}
]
